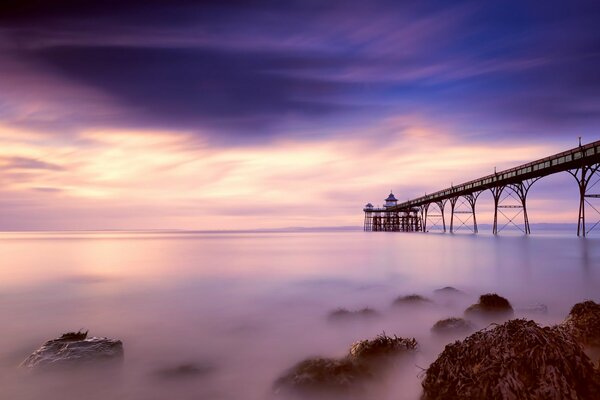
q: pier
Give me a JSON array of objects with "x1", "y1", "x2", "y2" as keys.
[{"x1": 363, "y1": 139, "x2": 600, "y2": 236}]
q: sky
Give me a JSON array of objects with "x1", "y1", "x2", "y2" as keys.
[{"x1": 0, "y1": 0, "x2": 599, "y2": 230}]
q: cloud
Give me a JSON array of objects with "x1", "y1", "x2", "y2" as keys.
[
  {"x1": 0, "y1": 156, "x2": 63, "y2": 171},
  {"x1": 1, "y1": 0, "x2": 599, "y2": 143},
  {"x1": 0, "y1": 118, "x2": 579, "y2": 230}
]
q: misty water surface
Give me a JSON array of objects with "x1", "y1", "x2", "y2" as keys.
[{"x1": 0, "y1": 231, "x2": 598, "y2": 399}]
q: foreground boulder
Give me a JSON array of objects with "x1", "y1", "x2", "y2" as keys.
[
  {"x1": 421, "y1": 319, "x2": 600, "y2": 400},
  {"x1": 560, "y1": 300, "x2": 600, "y2": 363},
  {"x1": 327, "y1": 308, "x2": 379, "y2": 322},
  {"x1": 431, "y1": 317, "x2": 474, "y2": 336},
  {"x1": 274, "y1": 334, "x2": 417, "y2": 397},
  {"x1": 464, "y1": 293, "x2": 513, "y2": 320},
  {"x1": 21, "y1": 331, "x2": 124, "y2": 370}
]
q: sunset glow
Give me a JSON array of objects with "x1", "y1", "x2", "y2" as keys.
[{"x1": 1, "y1": 1, "x2": 599, "y2": 230}]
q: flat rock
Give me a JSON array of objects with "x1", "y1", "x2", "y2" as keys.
[{"x1": 20, "y1": 331, "x2": 124, "y2": 370}]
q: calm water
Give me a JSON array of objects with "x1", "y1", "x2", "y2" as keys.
[{"x1": 0, "y1": 231, "x2": 598, "y2": 399}]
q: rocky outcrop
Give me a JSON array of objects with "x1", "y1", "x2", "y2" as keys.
[
  {"x1": 274, "y1": 334, "x2": 417, "y2": 397},
  {"x1": 464, "y1": 293, "x2": 513, "y2": 320},
  {"x1": 421, "y1": 319, "x2": 600, "y2": 400},
  {"x1": 20, "y1": 331, "x2": 123, "y2": 370}
]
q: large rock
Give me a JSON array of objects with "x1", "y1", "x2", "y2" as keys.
[
  {"x1": 274, "y1": 334, "x2": 417, "y2": 397},
  {"x1": 464, "y1": 293, "x2": 513, "y2": 320},
  {"x1": 421, "y1": 319, "x2": 600, "y2": 400},
  {"x1": 21, "y1": 331, "x2": 124, "y2": 370},
  {"x1": 561, "y1": 300, "x2": 600, "y2": 348},
  {"x1": 560, "y1": 300, "x2": 600, "y2": 363}
]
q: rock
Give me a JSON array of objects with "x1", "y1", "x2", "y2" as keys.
[
  {"x1": 431, "y1": 317, "x2": 474, "y2": 335},
  {"x1": 20, "y1": 331, "x2": 124, "y2": 370},
  {"x1": 274, "y1": 333, "x2": 417, "y2": 396},
  {"x1": 327, "y1": 308, "x2": 379, "y2": 322},
  {"x1": 274, "y1": 357, "x2": 371, "y2": 396},
  {"x1": 421, "y1": 319, "x2": 600, "y2": 400},
  {"x1": 393, "y1": 294, "x2": 432, "y2": 306},
  {"x1": 561, "y1": 300, "x2": 600, "y2": 348},
  {"x1": 433, "y1": 287, "x2": 465, "y2": 296},
  {"x1": 155, "y1": 362, "x2": 214, "y2": 379},
  {"x1": 464, "y1": 293, "x2": 513, "y2": 319},
  {"x1": 348, "y1": 334, "x2": 417, "y2": 366}
]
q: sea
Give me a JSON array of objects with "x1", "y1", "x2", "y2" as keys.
[{"x1": 0, "y1": 230, "x2": 598, "y2": 399}]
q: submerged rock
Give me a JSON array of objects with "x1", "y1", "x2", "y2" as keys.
[
  {"x1": 155, "y1": 362, "x2": 214, "y2": 379},
  {"x1": 464, "y1": 293, "x2": 513, "y2": 319},
  {"x1": 393, "y1": 294, "x2": 432, "y2": 306},
  {"x1": 433, "y1": 286, "x2": 465, "y2": 296},
  {"x1": 430, "y1": 317, "x2": 474, "y2": 335},
  {"x1": 274, "y1": 333, "x2": 417, "y2": 396},
  {"x1": 421, "y1": 319, "x2": 600, "y2": 400},
  {"x1": 20, "y1": 331, "x2": 124, "y2": 370},
  {"x1": 327, "y1": 308, "x2": 379, "y2": 322}
]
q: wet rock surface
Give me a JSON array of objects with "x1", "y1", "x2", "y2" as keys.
[
  {"x1": 20, "y1": 331, "x2": 124, "y2": 370},
  {"x1": 327, "y1": 307, "x2": 379, "y2": 322},
  {"x1": 274, "y1": 334, "x2": 417, "y2": 397},
  {"x1": 464, "y1": 293, "x2": 514, "y2": 319},
  {"x1": 421, "y1": 319, "x2": 600, "y2": 400},
  {"x1": 430, "y1": 317, "x2": 474, "y2": 335}
]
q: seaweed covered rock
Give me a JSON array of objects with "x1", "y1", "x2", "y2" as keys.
[
  {"x1": 464, "y1": 293, "x2": 513, "y2": 319},
  {"x1": 421, "y1": 319, "x2": 600, "y2": 400},
  {"x1": 348, "y1": 334, "x2": 417, "y2": 366},
  {"x1": 21, "y1": 331, "x2": 124, "y2": 370},
  {"x1": 274, "y1": 334, "x2": 417, "y2": 397},
  {"x1": 327, "y1": 308, "x2": 379, "y2": 322},
  {"x1": 561, "y1": 300, "x2": 600, "y2": 348},
  {"x1": 431, "y1": 317, "x2": 474, "y2": 335},
  {"x1": 393, "y1": 294, "x2": 432, "y2": 307},
  {"x1": 274, "y1": 357, "x2": 370, "y2": 396}
]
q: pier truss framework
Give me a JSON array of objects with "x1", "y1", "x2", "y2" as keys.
[{"x1": 364, "y1": 139, "x2": 600, "y2": 236}]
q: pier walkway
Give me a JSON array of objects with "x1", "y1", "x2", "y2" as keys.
[{"x1": 363, "y1": 139, "x2": 600, "y2": 236}]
